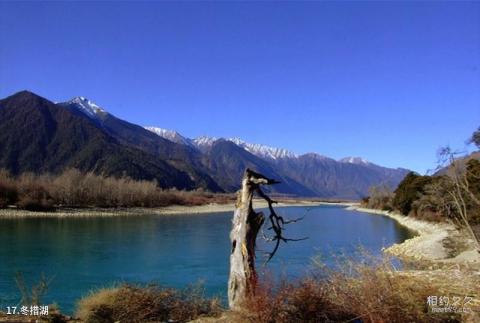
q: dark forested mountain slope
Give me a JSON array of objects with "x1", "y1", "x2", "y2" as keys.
[
  {"x1": 199, "y1": 140, "x2": 316, "y2": 195},
  {"x1": 0, "y1": 91, "x2": 197, "y2": 189},
  {"x1": 273, "y1": 154, "x2": 409, "y2": 199},
  {"x1": 59, "y1": 98, "x2": 222, "y2": 192},
  {"x1": 0, "y1": 91, "x2": 410, "y2": 199}
]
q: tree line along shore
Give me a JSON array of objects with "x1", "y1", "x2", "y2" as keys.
[
  {"x1": 0, "y1": 167, "x2": 348, "y2": 216},
  {"x1": 0, "y1": 168, "x2": 237, "y2": 211},
  {"x1": 362, "y1": 155, "x2": 480, "y2": 253}
]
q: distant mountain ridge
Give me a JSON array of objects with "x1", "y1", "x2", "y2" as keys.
[
  {"x1": 144, "y1": 126, "x2": 395, "y2": 168},
  {"x1": 144, "y1": 127, "x2": 195, "y2": 147},
  {"x1": 339, "y1": 156, "x2": 371, "y2": 165},
  {"x1": 143, "y1": 128, "x2": 299, "y2": 160},
  {"x1": 143, "y1": 128, "x2": 409, "y2": 199},
  {"x1": 0, "y1": 91, "x2": 199, "y2": 189},
  {"x1": 0, "y1": 91, "x2": 410, "y2": 199}
]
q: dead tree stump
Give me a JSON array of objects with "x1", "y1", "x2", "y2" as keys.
[
  {"x1": 228, "y1": 168, "x2": 307, "y2": 310},
  {"x1": 228, "y1": 169, "x2": 271, "y2": 310}
]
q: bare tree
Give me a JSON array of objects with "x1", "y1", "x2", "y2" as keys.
[
  {"x1": 365, "y1": 184, "x2": 394, "y2": 210},
  {"x1": 228, "y1": 169, "x2": 306, "y2": 310},
  {"x1": 437, "y1": 147, "x2": 480, "y2": 252}
]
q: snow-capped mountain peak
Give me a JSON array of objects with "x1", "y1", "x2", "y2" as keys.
[
  {"x1": 67, "y1": 96, "x2": 106, "y2": 118},
  {"x1": 144, "y1": 126, "x2": 193, "y2": 146},
  {"x1": 192, "y1": 136, "x2": 219, "y2": 147},
  {"x1": 145, "y1": 127, "x2": 220, "y2": 148},
  {"x1": 339, "y1": 156, "x2": 371, "y2": 165},
  {"x1": 144, "y1": 125, "x2": 300, "y2": 160},
  {"x1": 301, "y1": 152, "x2": 333, "y2": 161},
  {"x1": 228, "y1": 137, "x2": 297, "y2": 160}
]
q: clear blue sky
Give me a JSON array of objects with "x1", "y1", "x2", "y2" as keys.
[{"x1": 1, "y1": 1, "x2": 479, "y2": 173}]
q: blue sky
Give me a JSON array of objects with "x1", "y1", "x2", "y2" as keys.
[{"x1": 1, "y1": 1, "x2": 479, "y2": 173}]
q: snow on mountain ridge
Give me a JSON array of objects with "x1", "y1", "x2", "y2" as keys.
[
  {"x1": 145, "y1": 127, "x2": 375, "y2": 165},
  {"x1": 144, "y1": 127, "x2": 193, "y2": 146},
  {"x1": 145, "y1": 128, "x2": 296, "y2": 159},
  {"x1": 300, "y1": 152, "x2": 334, "y2": 161},
  {"x1": 59, "y1": 96, "x2": 380, "y2": 169},
  {"x1": 339, "y1": 157, "x2": 371, "y2": 165},
  {"x1": 228, "y1": 137, "x2": 297, "y2": 160},
  {"x1": 67, "y1": 96, "x2": 105, "y2": 118},
  {"x1": 192, "y1": 135, "x2": 219, "y2": 147}
]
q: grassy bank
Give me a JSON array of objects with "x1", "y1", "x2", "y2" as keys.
[
  {"x1": 0, "y1": 168, "x2": 345, "y2": 216},
  {"x1": 0, "y1": 168, "x2": 236, "y2": 212}
]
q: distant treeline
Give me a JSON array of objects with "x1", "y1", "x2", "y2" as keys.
[
  {"x1": 364, "y1": 126, "x2": 480, "y2": 230},
  {"x1": 0, "y1": 169, "x2": 234, "y2": 211},
  {"x1": 363, "y1": 157, "x2": 480, "y2": 225}
]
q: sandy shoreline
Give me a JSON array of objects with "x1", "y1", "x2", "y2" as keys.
[
  {"x1": 0, "y1": 199, "x2": 330, "y2": 218},
  {"x1": 348, "y1": 205, "x2": 480, "y2": 268}
]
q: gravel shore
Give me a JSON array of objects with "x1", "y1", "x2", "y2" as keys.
[{"x1": 348, "y1": 206, "x2": 480, "y2": 269}]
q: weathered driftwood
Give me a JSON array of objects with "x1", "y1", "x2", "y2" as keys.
[{"x1": 228, "y1": 168, "x2": 306, "y2": 310}]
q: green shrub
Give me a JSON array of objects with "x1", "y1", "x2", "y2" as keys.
[
  {"x1": 392, "y1": 172, "x2": 434, "y2": 215},
  {"x1": 471, "y1": 126, "x2": 480, "y2": 148}
]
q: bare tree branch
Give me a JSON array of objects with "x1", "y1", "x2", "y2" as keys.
[{"x1": 255, "y1": 187, "x2": 308, "y2": 264}]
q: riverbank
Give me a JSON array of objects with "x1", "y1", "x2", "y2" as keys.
[
  {"x1": 348, "y1": 205, "x2": 480, "y2": 318},
  {"x1": 348, "y1": 205, "x2": 480, "y2": 268},
  {"x1": 1, "y1": 202, "x2": 478, "y2": 322},
  {"x1": 0, "y1": 199, "x2": 327, "y2": 218}
]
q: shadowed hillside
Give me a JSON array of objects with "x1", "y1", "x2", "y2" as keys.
[{"x1": 0, "y1": 91, "x2": 409, "y2": 198}]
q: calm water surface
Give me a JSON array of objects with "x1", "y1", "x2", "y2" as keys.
[{"x1": 0, "y1": 205, "x2": 413, "y2": 313}]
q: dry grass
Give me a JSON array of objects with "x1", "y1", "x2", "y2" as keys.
[
  {"x1": 243, "y1": 254, "x2": 463, "y2": 323},
  {"x1": 76, "y1": 287, "x2": 120, "y2": 321},
  {"x1": 76, "y1": 284, "x2": 222, "y2": 323},
  {"x1": 0, "y1": 168, "x2": 235, "y2": 211},
  {"x1": 72, "y1": 252, "x2": 476, "y2": 322}
]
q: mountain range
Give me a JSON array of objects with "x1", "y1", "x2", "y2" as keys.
[{"x1": 0, "y1": 91, "x2": 410, "y2": 199}]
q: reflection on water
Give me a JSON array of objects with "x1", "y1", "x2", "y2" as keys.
[{"x1": 0, "y1": 205, "x2": 413, "y2": 313}]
